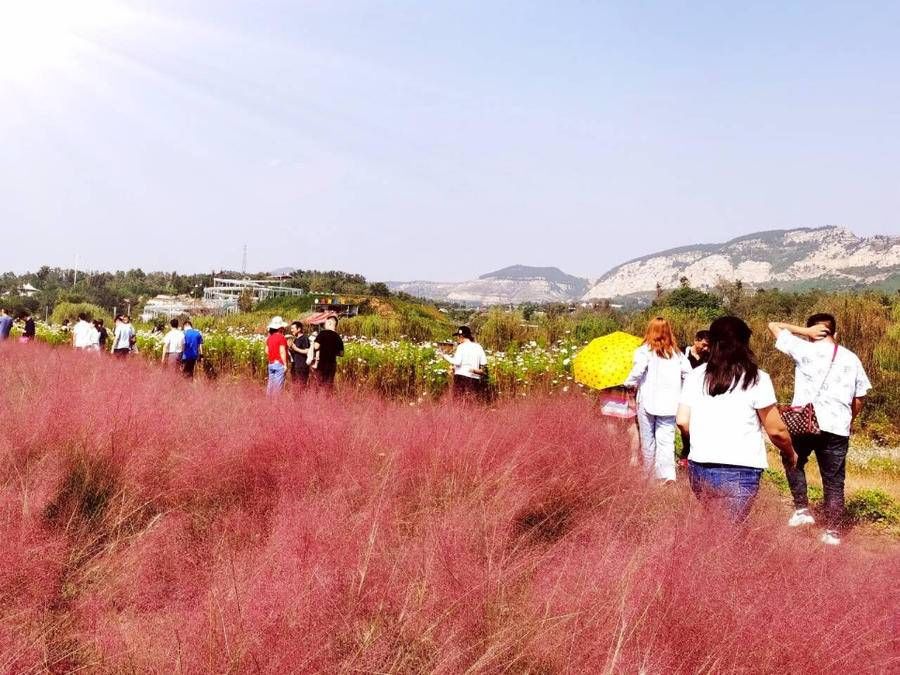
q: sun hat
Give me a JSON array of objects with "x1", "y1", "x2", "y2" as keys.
[{"x1": 267, "y1": 316, "x2": 288, "y2": 330}]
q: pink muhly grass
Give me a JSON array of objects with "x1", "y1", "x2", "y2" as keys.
[{"x1": 0, "y1": 341, "x2": 897, "y2": 672}]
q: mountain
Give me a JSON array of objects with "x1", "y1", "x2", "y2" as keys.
[
  {"x1": 388, "y1": 227, "x2": 899, "y2": 305},
  {"x1": 388, "y1": 265, "x2": 589, "y2": 305},
  {"x1": 582, "y1": 226, "x2": 900, "y2": 300}
]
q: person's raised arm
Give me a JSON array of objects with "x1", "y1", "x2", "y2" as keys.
[
  {"x1": 758, "y1": 405, "x2": 798, "y2": 470},
  {"x1": 767, "y1": 321, "x2": 829, "y2": 341}
]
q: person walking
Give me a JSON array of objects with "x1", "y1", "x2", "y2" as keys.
[
  {"x1": 312, "y1": 317, "x2": 344, "y2": 388},
  {"x1": 442, "y1": 326, "x2": 487, "y2": 398},
  {"x1": 94, "y1": 319, "x2": 109, "y2": 351},
  {"x1": 288, "y1": 321, "x2": 311, "y2": 387},
  {"x1": 181, "y1": 320, "x2": 203, "y2": 378},
  {"x1": 768, "y1": 314, "x2": 871, "y2": 545},
  {"x1": 110, "y1": 315, "x2": 134, "y2": 357},
  {"x1": 0, "y1": 308, "x2": 14, "y2": 341},
  {"x1": 266, "y1": 316, "x2": 290, "y2": 395},
  {"x1": 161, "y1": 318, "x2": 185, "y2": 368},
  {"x1": 678, "y1": 329, "x2": 711, "y2": 465},
  {"x1": 677, "y1": 317, "x2": 798, "y2": 522},
  {"x1": 72, "y1": 313, "x2": 96, "y2": 350},
  {"x1": 685, "y1": 329, "x2": 710, "y2": 369},
  {"x1": 21, "y1": 312, "x2": 36, "y2": 342},
  {"x1": 624, "y1": 317, "x2": 691, "y2": 483}
]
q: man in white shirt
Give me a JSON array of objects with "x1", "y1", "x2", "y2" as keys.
[
  {"x1": 72, "y1": 313, "x2": 98, "y2": 350},
  {"x1": 768, "y1": 313, "x2": 872, "y2": 545},
  {"x1": 161, "y1": 318, "x2": 185, "y2": 367},
  {"x1": 442, "y1": 326, "x2": 487, "y2": 398}
]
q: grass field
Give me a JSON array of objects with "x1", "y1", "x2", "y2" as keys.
[{"x1": 1, "y1": 343, "x2": 897, "y2": 671}]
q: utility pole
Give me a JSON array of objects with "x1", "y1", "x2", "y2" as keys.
[{"x1": 242, "y1": 244, "x2": 247, "y2": 277}]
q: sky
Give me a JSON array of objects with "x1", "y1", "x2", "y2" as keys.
[{"x1": 1, "y1": 0, "x2": 898, "y2": 281}]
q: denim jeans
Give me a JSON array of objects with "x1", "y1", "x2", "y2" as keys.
[
  {"x1": 688, "y1": 461, "x2": 763, "y2": 523},
  {"x1": 783, "y1": 431, "x2": 849, "y2": 530},
  {"x1": 267, "y1": 362, "x2": 286, "y2": 395},
  {"x1": 636, "y1": 407, "x2": 677, "y2": 481}
]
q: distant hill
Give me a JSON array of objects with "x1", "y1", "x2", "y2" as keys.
[
  {"x1": 388, "y1": 265, "x2": 588, "y2": 305},
  {"x1": 582, "y1": 226, "x2": 900, "y2": 300},
  {"x1": 388, "y1": 227, "x2": 900, "y2": 305}
]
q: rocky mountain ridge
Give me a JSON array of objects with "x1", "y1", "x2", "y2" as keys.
[
  {"x1": 388, "y1": 227, "x2": 899, "y2": 305},
  {"x1": 582, "y1": 226, "x2": 898, "y2": 299}
]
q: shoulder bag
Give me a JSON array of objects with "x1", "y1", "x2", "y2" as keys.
[{"x1": 778, "y1": 343, "x2": 838, "y2": 438}]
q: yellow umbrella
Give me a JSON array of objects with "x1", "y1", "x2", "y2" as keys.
[{"x1": 573, "y1": 331, "x2": 643, "y2": 390}]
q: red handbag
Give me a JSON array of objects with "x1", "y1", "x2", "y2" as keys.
[{"x1": 778, "y1": 343, "x2": 837, "y2": 438}]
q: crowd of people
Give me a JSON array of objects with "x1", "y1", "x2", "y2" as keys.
[
  {"x1": 623, "y1": 312, "x2": 871, "y2": 545},
  {"x1": 264, "y1": 315, "x2": 345, "y2": 394},
  {"x1": 0, "y1": 304, "x2": 873, "y2": 544}
]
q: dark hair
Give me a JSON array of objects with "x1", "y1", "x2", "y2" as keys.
[
  {"x1": 268, "y1": 327, "x2": 279, "y2": 335},
  {"x1": 704, "y1": 316, "x2": 760, "y2": 396},
  {"x1": 78, "y1": 312, "x2": 88, "y2": 321},
  {"x1": 290, "y1": 321, "x2": 303, "y2": 330},
  {"x1": 170, "y1": 319, "x2": 179, "y2": 328},
  {"x1": 183, "y1": 320, "x2": 192, "y2": 329},
  {"x1": 94, "y1": 319, "x2": 104, "y2": 327},
  {"x1": 695, "y1": 329, "x2": 710, "y2": 341},
  {"x1": 457, "y1": 325, "x2": 474, "y2": 340},
  {"x1": 806, "y1": 313, "x2": 836, "y2": 336}
]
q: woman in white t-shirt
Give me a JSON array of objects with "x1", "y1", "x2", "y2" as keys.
[
  {"x1": 676, "y1": 316, "x2": 797, "y2": 522},
  {"x1": 624, "y1": 317, "x2": 691, "y2": 482}
]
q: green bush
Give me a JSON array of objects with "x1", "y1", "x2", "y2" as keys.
[
  {"x1": 845, "y1": 489, "x2": 900, "y2": 525},
  {"x1": 50, "y1": 302, "x2": 111, "y2": 325}
]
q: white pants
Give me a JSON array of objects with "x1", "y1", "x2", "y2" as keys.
[{"x1": 636, "y1": 407, "x2": 676, "y2": 481}]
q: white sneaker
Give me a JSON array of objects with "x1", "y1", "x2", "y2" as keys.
[
  {"x1": 788, "y1": 508, "x2": 815, "y2": 527},
  {"x1": 820, "y1": 530, "x2": 841, "y2": 546}
]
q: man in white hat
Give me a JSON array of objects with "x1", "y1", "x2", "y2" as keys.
[{"x1": 266, "y1": 316, "x2": 289, "y2": 395}]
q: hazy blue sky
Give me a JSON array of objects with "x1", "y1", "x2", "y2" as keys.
[{"x1": 1, "y1": 1, "x2": 897, "y2": 281}]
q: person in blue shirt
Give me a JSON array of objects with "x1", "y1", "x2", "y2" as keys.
[
  {"x1": 0, "y1": 308, "x2": 13, "y2": 341},
  {"x1": 181, "y1": 320, "x2": 204, "y2": 378}
]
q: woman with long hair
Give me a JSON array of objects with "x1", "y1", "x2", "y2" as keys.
[
  {"x1": 625, "y1": 317, "x2": 690, "y2": 482},
  {"x1": 676, "y1": 316, "x2": 797, "y2": 521}
]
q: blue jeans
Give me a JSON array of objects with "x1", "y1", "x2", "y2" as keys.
[
  {"x1": 267, "y1": 363, "x2": 286, "y2": 395},
  {"x1": 688, "y1": 461, "x2": 763, "y2": 523}
]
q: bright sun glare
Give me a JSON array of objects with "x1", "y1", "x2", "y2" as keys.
[{"x1": 0, "y1": 0, "x2": 126, "y2": 82}]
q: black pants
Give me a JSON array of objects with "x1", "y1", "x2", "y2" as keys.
[
  {"x1": 317, "y1": 365, "x2": 336, "y2": 388},
  {"x1": 182, "y1": 358, "x2": 197, "y2": 378},
  {"x1": 782, "y1": 431, "x2": 849, "y2": 530},
  {"x1": 453, "y1": 375, "x2": 480, "y2": 398},
  {"x1": 114, "y1": 348, "x2": 130, "y2": 358},
  {"x1": 292, "y1": 367, "x2": 309, "y2": 385}
]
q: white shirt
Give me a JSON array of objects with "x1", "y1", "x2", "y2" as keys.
[
  {"x1": 775, "y1": 330, "x2": 871, "y2": 437},
  {"x1": 624, "y1": 344, "x2": 691, "y2": 416},
  {"x1": 444, "y1": 340, "x2": 487, "y2": 379},
  {"x1": 112, "y1": 322, "x2": 135, "y2": 350},
  {"x1": 72, "y1": 320, "x2": 96, "y2": 349},
  {"x1": 680, "y1": 366, "x2": 777, "y2": 469},
  {"x1": 162, "y1": 328, "x2": 185, "y2": 355}
]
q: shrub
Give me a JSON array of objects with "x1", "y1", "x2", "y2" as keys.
[
  {"x1": 846, "y1": 489, "x2": 900, "y2": 525},
  {"x1": 50, "y1": 302, "x2": 110, "y2": 325}
]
